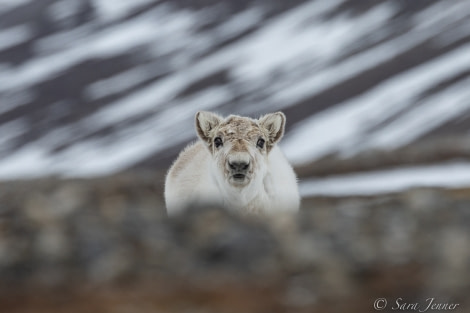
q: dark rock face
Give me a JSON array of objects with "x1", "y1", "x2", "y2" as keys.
[{"x1": 0, "y1": 175, "x2": 469, "y2": 312}]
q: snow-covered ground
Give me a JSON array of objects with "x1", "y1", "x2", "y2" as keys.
[
  {"x1": 299, "y1": 161, "x2": 470, "y2": 197},
  {"x1": 1, "y1": 0, "x2": 470, "y2": 194}
]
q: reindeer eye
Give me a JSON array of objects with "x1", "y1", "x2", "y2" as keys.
[
  {"x1": 257, "y1": 138, "x2": 265, "y2": 149},
  {"x1": 214, "y1": 137, "x2": 223, "y2": 148}
]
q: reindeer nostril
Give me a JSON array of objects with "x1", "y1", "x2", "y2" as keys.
[{"x1": 229, "y1": 161, "x2": 249, "y2": 172}]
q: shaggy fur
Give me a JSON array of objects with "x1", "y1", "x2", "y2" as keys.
[{"x1": 165, "y1": 111, "x2": 300, "y2": 215}]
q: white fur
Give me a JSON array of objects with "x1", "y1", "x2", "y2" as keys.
[{"x1": 164, "y1": 112, "x2": 300, "y2": 215}]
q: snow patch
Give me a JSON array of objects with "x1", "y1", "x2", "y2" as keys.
[
  {"x1": 84, "y1": 65, "x2": 162, "y2": 100},
  {"x1": 300, "y1": 162, "x2": 470, "y2": 197},
  {"x1": 92, "y1": 0, "x2": 155, "y2": 21},
  {"x1": 215, "y1": 7, "x2": 264, "y2": 38},
  {"x1": 0, "y1": 91, "x2": 34, "y2": 115},
  {"x1": 0, "y1": 0, "x2": 32, "y2": 13},
  {"x1": 48, "y1": 0, "x2": 85, "y2": 22},
  {"x1": 0, "y1": 25, "x2": 33, "y2": 51},
  {"x1": 0, "y1": 119, "x2": 27, "y2": 150}
]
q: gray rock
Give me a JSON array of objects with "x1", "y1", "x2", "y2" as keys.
[{"x1": 0, "y1": 175, "x2": 469, "y2": 312}]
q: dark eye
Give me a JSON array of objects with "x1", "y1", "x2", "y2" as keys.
[
  {"x1": 257, "y1": 138, "x2": 265, "y2": 149},
  {"x1": 214, "y1": 137, "x2": 223, "y2": 148}
]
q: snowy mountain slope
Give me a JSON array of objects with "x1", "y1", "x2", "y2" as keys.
[{"x1": 1, "y1": 0, "x2": 470, "y2": 185}]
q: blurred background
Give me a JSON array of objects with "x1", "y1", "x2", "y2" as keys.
[{"x1": 1, "y1": 0, "x2": 470, "y2": 312}]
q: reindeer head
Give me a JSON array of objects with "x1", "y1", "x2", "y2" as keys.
[{"x1": 195, "y1": 111, "x2": 286, "y2": 188}]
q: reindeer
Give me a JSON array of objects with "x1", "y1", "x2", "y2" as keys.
[{"x1": 164, "y1": 111, "x2": 300, "y2": 215}]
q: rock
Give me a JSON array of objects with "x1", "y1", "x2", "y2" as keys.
[{"x1": 0, "y1": 175, "x2": 469, "y2": 312}]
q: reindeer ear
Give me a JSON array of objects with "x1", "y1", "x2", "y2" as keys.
[
  {"x1": 195, "y1": 111, "x2": 223, "y2": 143},
  {"x1": 259, "y1": 112, "x2": 286, "y2": 146}
]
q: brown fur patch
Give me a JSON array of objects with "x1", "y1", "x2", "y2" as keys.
[{"x1": 216, "y1": 116, "x2": 265, "y2": 153}]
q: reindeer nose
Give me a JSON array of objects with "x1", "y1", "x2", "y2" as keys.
[{"x1": 229, "y1": 161, "x2": 250, "y2": 172}]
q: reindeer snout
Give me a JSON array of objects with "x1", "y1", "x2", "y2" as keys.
[
  {"x1": 228, "y1": 161, "x2": 250, "y2": 172},
  {"x1": 227, "y1": 152, "x2": 251, "y2": 181}
]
